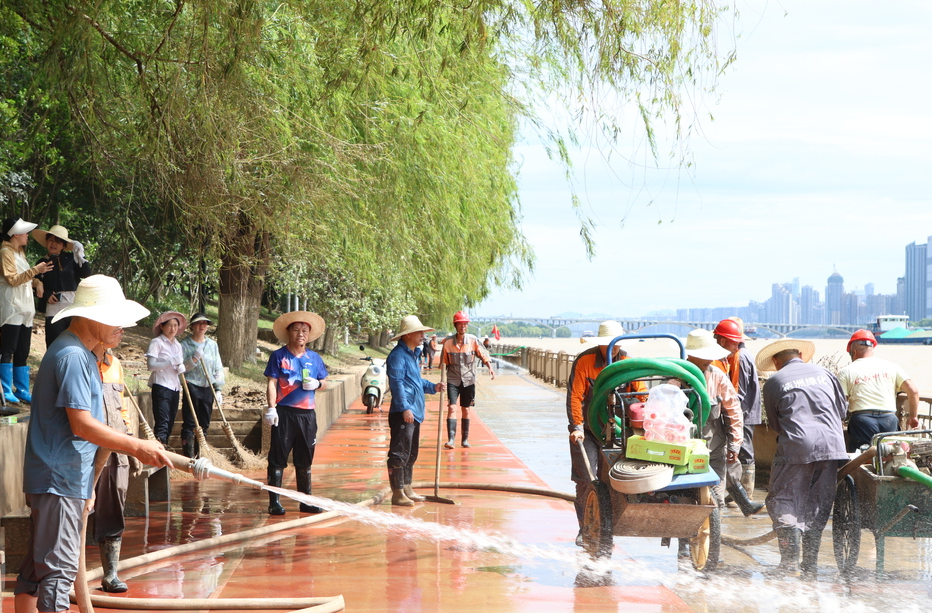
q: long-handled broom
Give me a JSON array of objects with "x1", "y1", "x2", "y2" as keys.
[
  {"x1": 179, "y1": 373, "x2": 238, "y2": 473},
  {"x1": 200, "y1": 360, "x2": 266, "y2": 470},
  {"x1": 425, "y1": 371, "x2": 455, "y2": 505}
]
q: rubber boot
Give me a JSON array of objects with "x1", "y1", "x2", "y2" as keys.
[
  {"x1": 181, "y1": 438, "x2": 195, "y2": 459},
  {"x1": 0, "y1": 363, "x2": 19, "y2": 404},
  {"x1": 389, "y1": 467, "x2": 413, "y2": 506},
  {"x1": 741, "y1": 463, "x2": 756, "y2": 499},
  {"x1": 800, "y1": 530, "x2": 822, "y2": 579},
  {"x1": 403, "y1": 465, "x2": 425, "y2": 502},
  {"x1": 267, "y1": 468, "x2": 286, "y2": 515},
  {"x1": 295, "y1": 467, "x2": 323, "y2": 513},
  {"x1": 726, "y1": 481, "x2": 764, "y2": 516},
  {"x1": 774, "y1": 527, "x2": 801, "y2": 576},
  {"x1": 444, "y1": 419, "x2": 457, "y2": 449},
  {"x1": 461, "y1": 418, "x2": 471, "y2": 448},
  {"x1": 12, "y1": 366, "x2": 31, "y2": 403},
  {"x1": 100, "y1": 537, "x2": 128, "y2": 593}
]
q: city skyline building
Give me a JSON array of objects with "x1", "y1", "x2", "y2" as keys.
[{"x1": 905, "y1": 240, "x2": 927, "y2": 321}]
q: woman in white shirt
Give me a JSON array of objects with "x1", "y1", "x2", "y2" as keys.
[{"x1": 146, "y1": 311, "x2": 187, "y2": 447}]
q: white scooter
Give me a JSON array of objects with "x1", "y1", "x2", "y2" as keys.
[{"x1": 359, "y1": 345, "x2": 388, "y2": 414}]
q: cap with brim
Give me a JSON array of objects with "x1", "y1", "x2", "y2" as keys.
[
  {"x1": 189, "y1": 312, "x2": 213, "y2": 327},
  {"x1": 755, "y1": 339, "x2": 816, "y2": 373},
  {"x1": 31, "y1": 225, "x2": 74, "y2": 250},
  {"x1": 8, "y1": 218, "x2": 37, "y2": 237},
  {"x1": 273, "y1": 311, "x2": 325, "y2": 343},
  {"x1": 51, "y1": 275, "x2": 150, "y2": 327},
  {"x1": 152, "y1": 311, "x2": 188, "y2": 338},
  {"x1": 685, "y1": 329, "x2": 731, "y2": 361},
  {"x1": 391, "y1": 315, "x2": 435, "y2": 342}
]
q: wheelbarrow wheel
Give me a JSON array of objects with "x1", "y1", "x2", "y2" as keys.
[
  {"x1": 833, "y1": 474, "x2": 860, "y2": 573},
  {"x1": 690, "y1": 486, "x2": 720, "y2": 571},
  {"x1": 581, "y1": 480, "x2": 614, "y2": 558}
]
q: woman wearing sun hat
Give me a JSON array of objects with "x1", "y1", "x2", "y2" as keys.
[
  {"x1": 146, "y1": 310, "x2": 188, "y2": 449},
  {"x1": 262, "y1": 311, "x2": 328, "y2": 515},
  {"x1": 32, "y1": 224, "x2": 93, "y2": 347},
  {"x1": 0, "y1": 217, "x2": 53, "y2": 404},
  {"x1": 180, "y1": 312, "x2": 225, "y2": 456}
]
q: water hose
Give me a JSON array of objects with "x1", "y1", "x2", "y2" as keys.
[
  {"x1": 589, "y1": 358, "x2": 711, "y2": 444},
  {"x1": 897, "y1": 465, "x2": 932, "y2": 489}
]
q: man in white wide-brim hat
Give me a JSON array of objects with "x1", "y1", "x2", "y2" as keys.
[
  {"x1": 757, "y1": 337, "x2": 847, "y2": 577},
  {"x1": 15, "y1": 275, "x2": 171, "y2": 613},
  {"x1": 385, "y1": 315, "x2": 443, "y2": 506},
  {"x1": 262, "y1": 311, "x2": 329, "y2": 516},
  {"x1": 566, "y1": 320, "x2": 647, "y2": 545},
  {"x1": 680, "y1": 329, "x2": 757, "y2": 515}
]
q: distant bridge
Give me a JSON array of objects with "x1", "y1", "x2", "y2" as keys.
[{"x1": 470, "y1": 317, "x2": 864, "y2": 338}]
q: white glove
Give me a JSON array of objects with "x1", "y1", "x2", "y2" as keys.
[
  {"x1": 71, "y1": 241, "x2": 87, "y2": 266},
  {"x1": 302, "y1": 377, "x2": 320, "y2": 391},
  {"x1": 215, "y1": 392, "x2": 223, "y2": 406},
  {"x1": 174, "y1": 363, "x2": 186, "y2": 374},
  {"x1": 263, "y1": 406, "x2": 279, "y2": 427},
  {"x1": 193, "y1": 348, "x2": 204, "y2": 361}
]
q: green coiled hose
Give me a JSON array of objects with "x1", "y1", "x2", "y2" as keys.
[{"x1": 588, "y1": 357, "x2": 711, "y2": 445}]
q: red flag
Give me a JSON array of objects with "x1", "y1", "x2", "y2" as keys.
[{"x1": 492, "y1": 324, "x2": 501, "y2": 341}]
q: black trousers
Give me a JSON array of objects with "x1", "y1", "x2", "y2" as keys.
[
  {"x1": 151, "y1": 384, "x2": 180, "y2": 443},
  {"x1": 44, "y1": 316, "x2": 71, "y2": 349},
  {"x1": 181, "y1": 382, "x2": 214, "y2": 441},
  {"x1": 387, "y1": 412, "x2": 421, "y2": 470},
  {"x1": 847, "y1": 410, "x2": 899, "y2": 452},
  {"x1": 0, "y1": 323, "x2": 31, "y2": 366},
  {"x1": 268, "y1": 406, "x2": 318, "y2": 470}
]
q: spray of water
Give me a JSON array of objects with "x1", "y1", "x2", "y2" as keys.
[{"x1": 265, "y1": 486, "x2": 932, "y2": 613}]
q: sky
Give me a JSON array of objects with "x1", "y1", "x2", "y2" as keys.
[{"x1": 476, "y1": 0, "x2": 932, "y2": 319}]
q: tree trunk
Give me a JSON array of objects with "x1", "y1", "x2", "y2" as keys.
[
  {"x1": 217, "y1": 227, "x2": 270, "y2": 369},
  {"x1": 367, "y1": 333, "x2": 379, "y2": 347},
  {"x1": 379, "y1": 330, "x2": 391, "y2": 347}
]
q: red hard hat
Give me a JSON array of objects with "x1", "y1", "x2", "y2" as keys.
[
  {"x1": 713, "y1": 319, "x2": 743, "y2": 343},
  {"x1": 847, "y1": 329, "x2": 877, "y2": 352},
  {"x1": 452, "y1": 310, "x2": 471, "y2": 324}
]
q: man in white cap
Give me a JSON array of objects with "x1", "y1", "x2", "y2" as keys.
[
  {"x1": 566, "y1": 320, "x2": 646, "y2": 544},
  {"x1": 263, "y1": 311, "x2": 329, "y2": 516},
  {"x1": 385, "y1": 315, "x2": 443, "y2": 506},
  {"x1": 681, "y1": 329, "x2": 750, "y2": 512},
  {"x1": 15, "y1": 275, "x2": 172, "y2": 613},
  {"x1": 757, "y1": 339, "x2": 848, "y2": 577}
]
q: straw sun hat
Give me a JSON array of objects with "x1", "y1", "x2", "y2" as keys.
[
  {"x1": 273, "y1": 311, "x2": 325, "y2": 343},
  {"x1": 390, "y1": 315, "x2": 435, "y2": 342},
  {"x1": 51, "y1": 275, "x2": 149, "y2": 327},
  {"x1": 32, "y1": 225, "x2": 75, "y2": 250},
  {"x1": 755, "y1": 339, "x2": 815, "y2": 373},
  {"x1": 684, "y1": 329, "x2": 730, "y2": 361},
  {"x1": 586, "y1": 320, "x2": 627, "y2": 346}
]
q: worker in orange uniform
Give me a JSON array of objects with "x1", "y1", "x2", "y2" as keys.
[
  {"x1": 440, "y1": 311, "x2": 495, "y2": 449},
  {"x1": 566, "y1": 321, "x2": 646, "y2": 546}
]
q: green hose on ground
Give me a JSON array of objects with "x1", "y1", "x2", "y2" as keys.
[{"x1": 588, "y1": 357, "x2": 711, "y2": 446}]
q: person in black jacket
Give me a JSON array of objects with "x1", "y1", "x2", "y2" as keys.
[{"x1": 32, "y1": 225, "x2": 92, "y2": 347}]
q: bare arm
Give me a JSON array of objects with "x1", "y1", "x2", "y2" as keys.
[
  {"x1": 67, "y1": 408, "x2": 171, "y2": 468},
  {"x1": 901, "y1": 379, "x2": 920, "y2": 429},
  {"x1": 267, "y1": 376, "x2": 278, "y2": 408}
]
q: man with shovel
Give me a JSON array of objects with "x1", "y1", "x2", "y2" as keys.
[{"x1": 385, "y1": 315, "x2": 443, "y2": 506}]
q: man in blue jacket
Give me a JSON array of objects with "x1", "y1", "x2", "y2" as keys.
[{"x1": 385, "y1": 315, "x2": 443, "y2": 506}]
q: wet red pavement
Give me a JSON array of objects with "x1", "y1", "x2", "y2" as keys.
[{"x1": 1, "y1": 376, "x2": 692, "y2": 613}]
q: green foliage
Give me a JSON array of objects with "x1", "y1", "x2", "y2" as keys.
[{"x1": 555, "y1": 326, "x2": 571, "y2": 338}]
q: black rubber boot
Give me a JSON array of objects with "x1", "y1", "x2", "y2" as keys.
[
  {"x1": 800, "y1": 530, "x2": 822, "y2": 579},
  {"x1": 461, "y1": 418, "x2": 471, "y2": 448},
  {"x1": 389, "y1": 466, "x2": 413, "y2": 506},
  {"x1": 267, "y1": 467, "x2": 286, "y2": 515},
  {"x1": 444, "y1": 419, "x2": 457, "y2": 449},
  {"x1": 295, "y1": 467, "x2": 323, "y2": 513},
  {"x1": 100, "y1": 537, "x2": 128, "y2": 593},
  {"x1": 774, "y1": 527, "x2": 801, "y2": 576},
  {"x1": 181, "y1": 438, "x2": 195, "y2": 458},
  {"x1": 403, "y1": 465, "x2": 425, "y2": 502},
  {"x1": 726, "y1": 481, "x2": 764, "y2": 516}
]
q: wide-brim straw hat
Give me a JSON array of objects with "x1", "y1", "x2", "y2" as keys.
[
  {"x1": 7, "y1": 218, "x2": 37, "y2": 237},
  {"x1": 188, "y1": 312, "x2": 213, "y2": 327},
  {"x1": 755, "y1": 339, "x2": 816, "y2": 372},
  {"x1": 273, "y1": 311, "x2": 325, "y2": 343},
  {"x1": 587, "y1": 320, "x2": 628, "y2": 346},
  {"x1": 685, "y1": 329, "x2": 731, "y2": 361},
  {"x1": 31, "y1": 225, "x2": 74, "y2": 250},
  {"x1": 391, "y1": 315, "x2": 435, "y2": 342},
  {"x1": 152, "y1": 311, "x2": 188, "y2": 338},
  {"x1": 51, "y1": 275, "x2": 150, "y2": 327}
]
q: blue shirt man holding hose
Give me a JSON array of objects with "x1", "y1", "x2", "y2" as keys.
[{"x1": 385, "y1": 315, "x2": 443, "y2": 506}]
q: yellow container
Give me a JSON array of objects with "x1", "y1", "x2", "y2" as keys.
[{"x1": 686, "y1": 439, "x2": 710, "y2": 473}]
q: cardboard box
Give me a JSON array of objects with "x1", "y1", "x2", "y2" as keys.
[
  {"x1": 626, "y1": 435, "x2": 690, "y2": 466},
  {"x1": 686, "y1": 439, "x2": 710, "y2": 473}
]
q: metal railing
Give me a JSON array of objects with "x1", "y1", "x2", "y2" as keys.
[{"x1": 490, "y1": 343, "x2": 575, "y2": 388}]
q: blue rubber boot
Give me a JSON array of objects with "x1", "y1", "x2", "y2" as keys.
[
  {"x1": 0, "y1": 363, "x2": 19, "y2": 404},
  {"x1": 12, "y1": 366, "x2": 32, "y2": 403}
]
